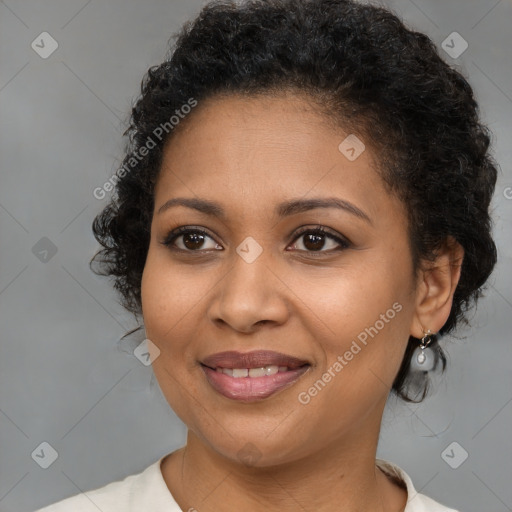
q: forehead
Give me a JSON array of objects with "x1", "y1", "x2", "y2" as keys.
[{"x1": 154, "y1": 92, "x2": 398, "y2": 225}]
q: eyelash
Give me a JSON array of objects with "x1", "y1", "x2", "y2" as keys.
[{"x1": 160, "y1": 225, "x2": 351, "y2": 255}]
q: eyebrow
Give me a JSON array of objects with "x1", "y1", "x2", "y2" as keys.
[{"x1": 157, "y1": 196, "x2": 372, "y2": 224}]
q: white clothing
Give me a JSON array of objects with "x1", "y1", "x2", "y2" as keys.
[{"x1": 34, "y1": 455, "x2": 459, "y2": 511}]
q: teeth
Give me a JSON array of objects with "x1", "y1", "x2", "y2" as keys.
[
  {"x1": 263, "y1": 365, "x2": 279, "y2": 376},
  {"x1": 216, "y1": 365, "x2": 287, "y2": 377},
  {"x1": 248, "y1": 367, "x2": 266, "y2": 378},
  {"x1": 249, "y1": 366, "x2": 278, "y2": 377}
]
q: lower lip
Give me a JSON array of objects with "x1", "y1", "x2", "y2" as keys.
[{"x1": 201, "y1": 365, "x2": 310, "y2": 402}]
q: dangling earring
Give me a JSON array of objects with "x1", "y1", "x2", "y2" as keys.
[{"x1": 411, "y1": 329, "x2": 436, "y2": 372}]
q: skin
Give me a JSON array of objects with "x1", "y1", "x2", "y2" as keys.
[{"x1": 140, "y1": 91, "x2": 464, "y2": 512}]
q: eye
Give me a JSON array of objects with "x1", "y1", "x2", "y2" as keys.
[
  {"x1": 161, "y1": 225, "x2": 350, "y2": 254},
  {"x1": 161, "y1": 226, "x2": 222, "y2": 252},
  {"x1": 288, "y1": 226, "x2": 350, "y2": 253}
]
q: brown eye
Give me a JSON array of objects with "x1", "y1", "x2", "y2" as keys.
[
  {"x1": 162, "y1": 227, "x2": 222, "y2": 252},
  {"x1": 302, "y1": 232, "x2": 327, "y2": 251},
  {"x1": 289, "y1": 227, "x2": 350, "y2": 253},
  {"x1": 182, "y1": 232, "x2": 207, "y2": 250}
]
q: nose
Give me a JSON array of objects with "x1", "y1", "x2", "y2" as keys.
[{"x1": 207, "y1": 250, "x2": 290, "y2": 334}]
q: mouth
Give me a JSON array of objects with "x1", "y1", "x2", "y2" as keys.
[{"x1": 200, "y1": 350, "x2": 311, "y2": 402}]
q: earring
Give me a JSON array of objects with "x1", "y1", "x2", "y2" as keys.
[{"x1": 410, "y1": 329, "x2": 436, "y2": 372}]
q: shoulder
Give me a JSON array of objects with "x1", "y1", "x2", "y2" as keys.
[
  {"x1": 376, "y1": 459, "x2": 460, "y2": 512},
  {"x1": 33, "y1": 456, "x2": 181, "y2": 512}
]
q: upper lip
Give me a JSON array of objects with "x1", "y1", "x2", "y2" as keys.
[{"x1": 201, "y1": 350, "x2": 310, "y2": 370}]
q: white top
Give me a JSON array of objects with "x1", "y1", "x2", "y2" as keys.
[{"x1": 34, "y1": 455, "x2": 459, "y2": 511}]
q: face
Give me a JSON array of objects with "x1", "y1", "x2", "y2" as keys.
[{"x1": 141, "y1": 91, "x2": 419, "y2": 466}]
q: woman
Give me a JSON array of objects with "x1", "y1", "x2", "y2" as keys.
[{"x1": 35, "y1": 0, "x2": 497, "y2": 510}]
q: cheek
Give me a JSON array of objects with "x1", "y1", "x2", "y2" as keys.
[
  {"x1": 141, "y1": 252, "x2": 207, "y2": 426},
  {"x1": 292, "y1": 283, "x2": 411, "y2": 444},
  {"x1": 298, "y1": 250, "x2": 414, "y2": 394},
  {"x1": 141, "y1": 248, "x2": 209, "y2": 344},
  {"x1": 300, "y1": 255, "x2": 411, "y2": 341},
  {"x1": 140, "y1": 251, "x2": 209, "y2": 415}
]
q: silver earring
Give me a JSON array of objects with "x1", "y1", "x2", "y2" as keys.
[{"x1": 410, "y1": 329, "x2": 436, "y2": 372}]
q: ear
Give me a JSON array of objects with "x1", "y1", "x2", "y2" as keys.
[{"x1": 410, "y1": 236, "x2": 464, "y2": 339}]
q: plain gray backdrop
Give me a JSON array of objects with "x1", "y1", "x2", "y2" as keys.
[{"x1": 1, "y1": 1, "x2": 511, "y2": 511}]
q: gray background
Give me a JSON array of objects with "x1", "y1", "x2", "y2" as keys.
[{"x1": 0, "y1": 1, "x2": 510, "y2": 511}]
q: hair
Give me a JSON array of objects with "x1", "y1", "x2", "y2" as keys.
[{"x1": 90, "y1": 0, "x2": 498, "y2": 402}]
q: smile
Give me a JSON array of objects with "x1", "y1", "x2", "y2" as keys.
[{"x1": 200, "y1": 350, "x2": 311, "y2": 402}]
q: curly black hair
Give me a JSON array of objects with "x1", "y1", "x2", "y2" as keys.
[{"x1": 90, "y1": 0, "x2": 498, "y2": 402}]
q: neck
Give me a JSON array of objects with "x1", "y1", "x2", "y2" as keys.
[{"x1": 161, "y1": 409, "x2": 407, "y2": 512}]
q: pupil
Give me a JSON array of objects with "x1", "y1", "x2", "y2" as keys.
[
  {"x1": 184, "y1": 233, "x2": 204, "y2": 250},
  {"x1": 304, "y1": 233, "x2": 324, "y2": 251}
]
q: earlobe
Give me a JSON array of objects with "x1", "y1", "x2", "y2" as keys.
[{"x1": 410, "y1": 236, "x2": 464, "y2": 339}]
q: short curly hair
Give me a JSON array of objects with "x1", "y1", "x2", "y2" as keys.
[{"x1": 90, "y1": 0, "x2": 498, "y2": 402}]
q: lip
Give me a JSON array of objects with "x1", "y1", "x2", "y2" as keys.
[
  {"x1": 201, "y1": 350, "x2": 310, "y2": 370},
  {"x1": 200, "y1": 350, "x2": 311, "y2": 402}
]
